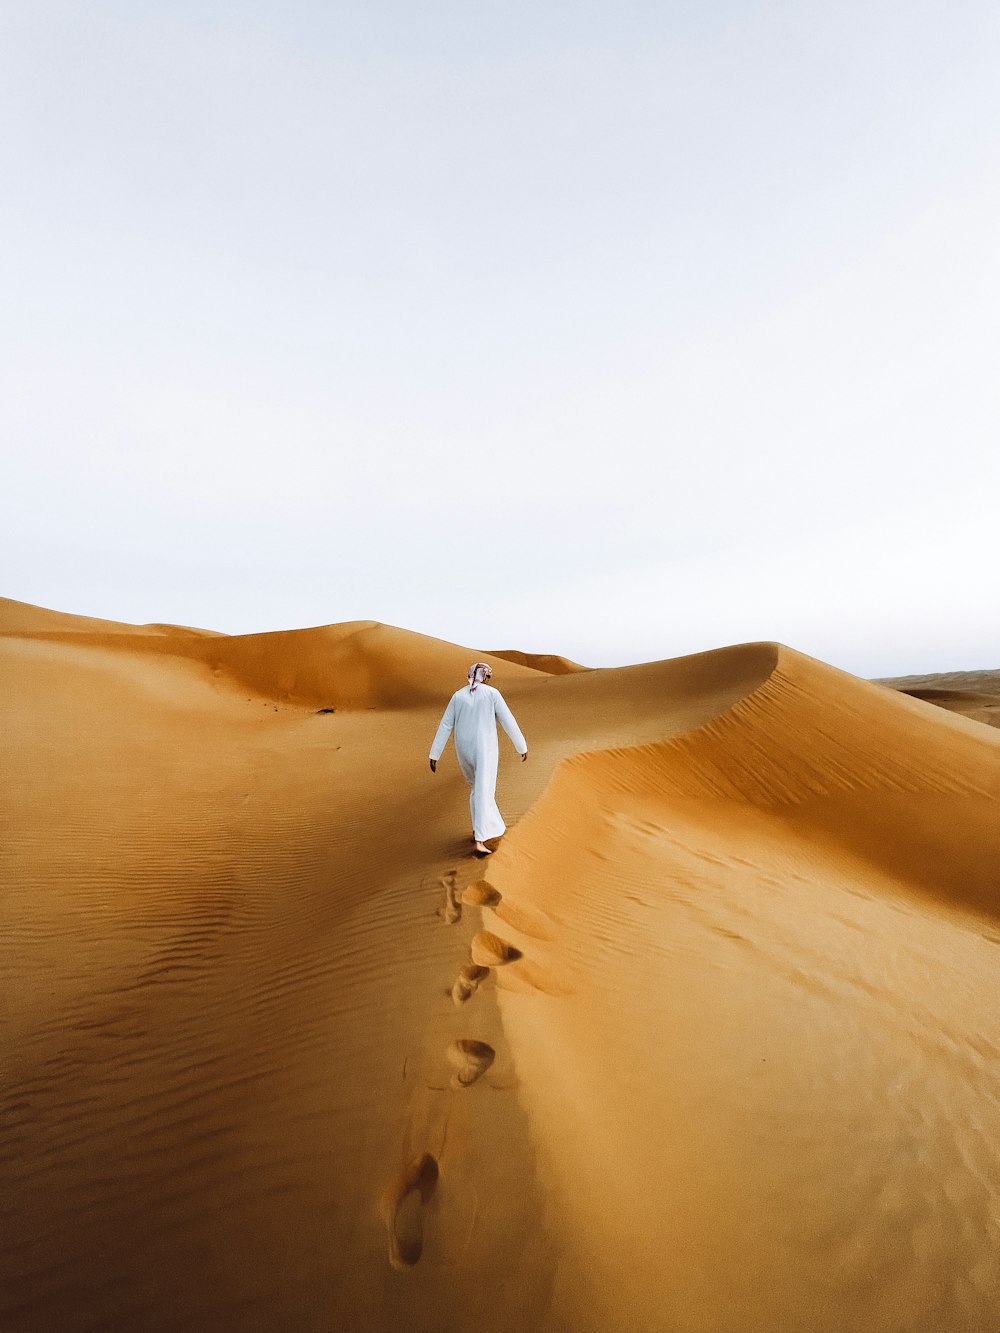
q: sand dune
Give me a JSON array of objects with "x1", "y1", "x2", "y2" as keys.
[
  {"x1": 1, "y1": 597, "x2": 547, "y2": 710},
  {"x1": 0, "y1": 596, "x2": 226, "y2": 638},
  {"x1": 2, "y1": 602, "x2": 998, "y2": 1332},
  {"x1": 0, "y1": 595, "x2": 178, "y2": 636},
  {"x1": 487, "y1": 647, "x2": 589, "y2": 674},
  {"x1": 876, "y1": 667, "x2": 1000, "y2": 730}
]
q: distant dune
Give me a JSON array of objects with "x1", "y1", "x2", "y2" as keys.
[
  {"x1": 0, "y1": 596, "x2": 226, "y2": 638},
  {"x1": 487, "y1": 647, "x2": 589, "y2": 674},
  {"x1": 876, "y1": 667, "x2": 1000, "y2": 729},
  {"x1": 0, "y1": 598, "x2": 549, "y2": 710},
  {"x1": 2, "y1": 597, "x2": 998, "y2": 1332}
]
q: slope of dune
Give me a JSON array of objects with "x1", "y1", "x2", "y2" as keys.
[
  {"x1": 0, "y1": 595, "x2": 174, "y2": 635},
  {"x1": 486, "y1": 649, "x2": 1000, "y2": 1331},
  {"x1": 0, "y1": 596, "x2": 226, "y2": 638},
  {"x1": 2, "y1": 606, "x2": 998, "y2": 1333},
  {"x1": 486, "y1": 647, "x2": 589, "y2": 674},
  {"x1": 1, "y1": 608, "x2": 547, "y2": 711}
]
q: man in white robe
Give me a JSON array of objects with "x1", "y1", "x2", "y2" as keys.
[{"x1": 429, "y1": 662, "x2": 528, "y2": 856}]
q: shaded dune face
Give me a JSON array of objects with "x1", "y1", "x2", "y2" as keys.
[{"x1": 2, "y1": 601, "x2": 998, "y2": 1333}]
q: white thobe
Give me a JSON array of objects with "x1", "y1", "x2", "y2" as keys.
[{"x1": 429, "y1": 684, "x2": 528, "y2": 841}]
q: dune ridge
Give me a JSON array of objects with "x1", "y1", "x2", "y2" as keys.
[
  {"x1": 486, "y1": 647, "x2": 589, "y2": 674},
  {"x1": 2, "y1": 601, "x2": 998, "y2": 1332},
  {"x1": 0, "y1": 597, "x2": 551, "y2": 709},
  {"x1": 482, "y1": 646, "x2": 1000, "y2": 1332}
]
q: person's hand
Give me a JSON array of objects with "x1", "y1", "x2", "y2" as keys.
[
  {"x1": 521, "y1": 751, "x2": 528, "y2": 762},
  {"x1": 429, "y1": 758, "x2": 437, "y2": 773}
]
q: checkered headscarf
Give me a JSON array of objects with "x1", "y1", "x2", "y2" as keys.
[{"x1": 467, "y1": 662, "x2": 493, "y2": 692}]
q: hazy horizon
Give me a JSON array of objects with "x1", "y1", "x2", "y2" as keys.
[{"x1": 3, "y1": 1, "x2": 998, "y2": 678}]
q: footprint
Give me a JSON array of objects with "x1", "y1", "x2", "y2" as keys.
[
  {"x1": 447, "y1": 1039, "x2": 496, "y2": 1088},
  {"x1": 386, "y1": 1153, "x2": 439, "y2": 1269},
  {"x1": 471, "y1": 931, "x2": 523, "y2": 968},
  {"x1": 440, "y1": 870, "x2": 461, "y2": 924},
  {"x1": 461, "y1": 881, "x2": 501, "y2": 908},
  {"x1": 451, "y1": 963, "x2": 490, "y2": 1006}
]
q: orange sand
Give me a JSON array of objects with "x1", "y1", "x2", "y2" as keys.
[{"x1": 2, "y1": 596, "x2": 998, "y2": 1332}]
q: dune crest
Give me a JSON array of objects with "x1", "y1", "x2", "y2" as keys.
[
  {"x1": 0, "y1": 595, "x2": 190, "y2": 636},
  {"x1": 487, "y1": 647, "x2": 589, "y2": 674}
]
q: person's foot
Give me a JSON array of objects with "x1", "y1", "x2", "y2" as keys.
[{"x1": 474, "y1": 841, "x2": 493, "y2": 856}]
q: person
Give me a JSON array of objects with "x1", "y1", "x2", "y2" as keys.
[{"x1": 429, "y1": 662, "x2": 528, "y2": 856}]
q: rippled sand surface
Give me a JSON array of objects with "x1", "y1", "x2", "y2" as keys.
[{"x1": 2, "y1": 597, "x2": 998, "y2": 1332}]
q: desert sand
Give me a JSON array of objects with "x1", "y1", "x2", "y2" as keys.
[
  {"x1": 876, "y1": 669, "x2": 1000, "y2": 731},
  {"x1": 2, "y1": 595, "x2": 998, "y2": 1333}
]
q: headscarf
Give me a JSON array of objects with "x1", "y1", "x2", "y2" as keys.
[{"x1": 467, "y1": 661, "x2": 493, "y2": 693}]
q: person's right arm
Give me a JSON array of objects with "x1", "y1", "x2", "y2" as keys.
[{"x1": 429, "y1": 695, "x2": 457, "y2": 770}]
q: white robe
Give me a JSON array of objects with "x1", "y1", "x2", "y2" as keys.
[{"x1": 429, "y1": 683, "x2": 528, "y2": 841}]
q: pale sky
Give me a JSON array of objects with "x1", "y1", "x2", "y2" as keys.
[{"x1": 2, "y1": 1, "x2": 998, "y2": 675}]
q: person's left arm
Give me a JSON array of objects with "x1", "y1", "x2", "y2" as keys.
[
  {"x1": 494, "y1": 691, "x2": 528, "y2": 758},
  {"x1": 429, "y1": 695, "x2": 457, "y2": 771}
]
